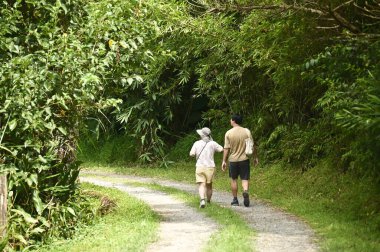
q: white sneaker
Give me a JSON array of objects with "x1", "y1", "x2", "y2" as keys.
[{"x1": 200, "y1": 199, "x2": 206, "y2": 208}]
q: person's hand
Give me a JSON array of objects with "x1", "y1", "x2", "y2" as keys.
[
  {"x1": 221, "y1": 161, "x2": 227, "y2": 172},
  {"x1": 253, "y1": 157, "x2": 259, "y2": 166}
]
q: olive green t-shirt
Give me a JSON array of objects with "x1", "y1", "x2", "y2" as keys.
[{"x1": 224, "y1": 126, "x2": 252, "y2": 162}]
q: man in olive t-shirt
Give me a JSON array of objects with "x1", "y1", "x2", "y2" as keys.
[{"x1": 222, "y1": 114, "x2": 258, "y2": 207}]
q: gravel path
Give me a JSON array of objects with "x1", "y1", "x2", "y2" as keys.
[
  {"x1": 80, "y1": 177, "x2": 218, "y2": 252},
  {"x1": 81, "y1": 172, "x2": 319, "y2": 252}
]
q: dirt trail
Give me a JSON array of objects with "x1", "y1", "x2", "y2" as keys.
[
  {"x1": 81, "y1": 172, "x2": 319, "y2": 252},
  {"x1": 81, "y1": 177, "x2": 218, "y2": 252}
]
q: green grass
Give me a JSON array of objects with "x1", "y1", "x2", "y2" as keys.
[
  {"x1": 251, "y1": 162, "x2": 380, "y2": 252},
  {"x1": 81, "y1": 175, "x2": 255, "y2": 252},
  {"x1": 38, "y1": 183, "x2": 159, "y2": 252},
  {"x1": 81, "y1": 159, "x2": 227, "y2": 189},
  {"x1": 81, "y1": 160, "x2": 380, "y2": 252},
  {"x1": 147, "y1": 183, "x2": 254, "y2": 252}
]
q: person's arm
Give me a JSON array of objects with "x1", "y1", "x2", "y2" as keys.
[
  {"x1": 214, "y1": 142, "x2": 223, "y2": 153},
  {"x1": 189, "y1": 143, "x2": 196, "y2": 157},
  {"x1": 222, "y1": 132, "x2": 230, "y2": 171},
  {"x1": 222, "y1": 148, "x2": 229, "y2": 171}
]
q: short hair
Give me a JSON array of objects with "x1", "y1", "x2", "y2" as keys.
[{"x1": 231, "y1": 114, "x2": 243, "y2": 124}]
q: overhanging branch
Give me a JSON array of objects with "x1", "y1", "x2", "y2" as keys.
[
  {"x1": 202, "y1": 1, "x2": 380, "y2": 36},
  {"x1": 207, "y1": 4, "x2": 325, "y2": 16},
  {"x1": 330, "y1": 9, "x2": 361, "y2": 33}
]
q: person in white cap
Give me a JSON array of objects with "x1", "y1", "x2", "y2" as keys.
[{"x1": 190, "y1": 127, "x2": 223, "y2": 208}]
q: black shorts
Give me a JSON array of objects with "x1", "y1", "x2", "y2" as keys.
[{"x1": 229, "y1": 159, "x2": 250, "y2": 180}]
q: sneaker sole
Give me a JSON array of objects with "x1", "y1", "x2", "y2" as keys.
[{"x1": 243, "y1": 192, "x2": 250, "y2": 207}]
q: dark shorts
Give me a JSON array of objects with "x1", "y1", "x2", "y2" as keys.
[{"x1": 229, "y1": 159, "x2": 250, "y2": 180}]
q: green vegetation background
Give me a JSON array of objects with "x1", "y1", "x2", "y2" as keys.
[
  {"x1": 79, "y1": 133, "x2": 380, "y2": 251},
  {"x1": 1, "y1": 0, "x2": 379, "y2": 250}
]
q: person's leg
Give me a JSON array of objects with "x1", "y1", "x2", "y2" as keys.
[
  {"x1": 231, "y1": 179, "x2": 238, "y2": 197},
  {"x1": 242, "y1": 181, "x2": 250, "y2": 207},
  {"x1": 242, "y1": 179, "x2": 249, "y2": 192},
  {"x1": 198, "y1": 182, "x2": 206, "y2": 199},
  {"x1": 230, "y1": 179, "x2": 239, "y2": 205},
  {"x1": 198, "y1": 182, "x2": 206, "y2": 208},
  {"x1": 240, "y1": 160, "x2": 251, "y2": 207},
  {"x1": 204, "y1": 168, "x2": 215, "y2": 203},
  {"x1": 229, "y1": 161, "x2": 240, "y2": 205},
  {"x1": 229, "y1": 162, "x2": 239, "y2": 197},
  {"x1": 206, "y1": 183, "x2": 212, "y2": 203},
  {"x1": 196, "y1": 167, "x2": 207, "y2": 208}
]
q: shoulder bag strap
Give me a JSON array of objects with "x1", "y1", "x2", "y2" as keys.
[{"x1": 196, "y1": 141, "x2": 209, "y2": 162}]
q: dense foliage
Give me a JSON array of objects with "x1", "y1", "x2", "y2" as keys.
[
  {"x1": 152, "y1": 0, "x2": 380, "y2": 176},
  {"x1": 0, "y1": 0, "x2": 126, "y2": 249},
  {"x1": 1, "y1": 0, "x2": 379, "y2": 249},
  {"x1": 91, "y1": 0, "x2": 380, "y2": 176}
]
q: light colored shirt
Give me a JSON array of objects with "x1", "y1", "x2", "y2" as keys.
[
  {"x1": 190, "y1": 140, "x2": 223, "y2": 168},
  {"x1": 224, "y1": 126, "x2": 252, "y2": 162}
]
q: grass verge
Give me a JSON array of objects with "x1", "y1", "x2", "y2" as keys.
[
  {"x1": 82, "y1": 175, "x2": 255, "y2": 252},
  {"x1": 38, "y1": 183, "x2": 159, "y2": 252},
  {"x1": 252, "y1": 162, "x2": 380, "y2": 252},
  {"x1": 81, "y1": 161, "x2": 380, "y2": 252},
  {"x1": 146, "y1": 182, "x2": 254, "y2": 252}
]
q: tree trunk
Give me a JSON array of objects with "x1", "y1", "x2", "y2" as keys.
[{"x1": 0, "y1": 175, "x2": 6, "y2": 238}]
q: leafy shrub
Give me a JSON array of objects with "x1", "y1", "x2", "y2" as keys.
[
  {"x1": 78, "y1": 133, "x2": 138, "y2": 165},
  {"x1": 6, "y1": 187, "x2": 98, "y2": 250},
  {"x1": 0, "y1": 0, "x2": 119, "y2": 248},
  {"x1": 166, "y1": 134, "x2": 198, "y2": 162}
]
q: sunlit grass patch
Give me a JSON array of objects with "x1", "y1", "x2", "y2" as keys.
[
  {"x1": 252, "y1": 163, "x2": 380, "y2": 252},
  {"x1": 145, "y1": 183, "x2": 255, "y2": 252},
  {"x1": 82, "y1": 161, "x2": 380, "y2": 252},
  {"x1": 80, "y1": 174, "x2": 255, "y2": 252},
  {"x1": 38, "y1": 183, "x2": 159, "y2": 252}
]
